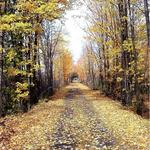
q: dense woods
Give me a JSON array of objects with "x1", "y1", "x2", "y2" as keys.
[
  {"x1": 0, "y1": 0, "x2": 73, "y2": 116},
  {"x1": 76, "y1": 0, "x2": 149, "y2": 116},
  {"x1": 0, "y1": 0, "x2": 149, "y2": 117},
  {"x1": 0, "y1": 0, "x2": 149, "y2": 149}
]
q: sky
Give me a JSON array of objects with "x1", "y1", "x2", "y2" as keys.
[{"x1": 64, "y1": 4, "x2": 86, "y2": 63}]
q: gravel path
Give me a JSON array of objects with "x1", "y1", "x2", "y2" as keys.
[{"x1": 50, "y1": 88, "x2": 115, "y2": 150}]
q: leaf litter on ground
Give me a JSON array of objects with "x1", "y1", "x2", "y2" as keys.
[{"x1": 0, "y1": 83, "x2": 149, "y2": 150}]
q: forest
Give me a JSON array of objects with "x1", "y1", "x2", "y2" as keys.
[
  {"x1": 0, "y1": 0, "x2": 149, "y2": 149},
  {"x1": 0, "y1": 0, "x2": 73, "y2": 115},
  {"x1": 76, "y1": 0, "x2": 149, "y2": 116},
  {"x1": 0, "y1": 0, "x2": 149, "y2": 117}
]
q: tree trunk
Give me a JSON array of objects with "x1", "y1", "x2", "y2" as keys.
[
  {"x1": 143, "y1": 0, "x2": 150, "y2": 88},
  {"x1": 49, "y1": 59, "x2": 54, "y2": 96},
  {"x1": 0, "y1": 0, "x2": 7, "y2": 117},
  {"x1": 0, "y1": 32, "x2": 3, "y2": 116},
  {"x1": 118, "y1": 0, "x2": 131, "y2": 105},
  {"x1": 144, "y1": 0, "x2": 150, "y2": 48},
  {"x1": 128, "y1": 0, "x2": 142, "y2": 114},
  {"x1": 31, "y1": 31, "x2": 39, "y2": 104}
]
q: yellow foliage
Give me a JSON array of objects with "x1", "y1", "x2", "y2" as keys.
[
  {"x1": 6, "y1": 49, "x2": 16, "y2": 61},
  {"x1": 15, "y1": 82, "x2": 29, "y2": 101},
  {"x1": 62, "y1": 49, "x2": 73, "y2": 81},
  {"x1": 6, "y1": 68, "x2": 20, "y2": 76}
]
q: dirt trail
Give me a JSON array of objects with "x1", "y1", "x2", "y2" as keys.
[
  {"x1": 0, "y1": 83, "x2": 149, "y2": 150},
  {"x1": 50, "y1": 86, "x2": 115, "y2": 150}
]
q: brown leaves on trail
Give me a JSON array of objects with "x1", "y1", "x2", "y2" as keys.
[
  {"x1": 81, "y1": 85, "x2": 150, "y2": 150},
  {"x1": 0, "y1": 118, "x2": 17, "y2": 148},
  {"x1": 51, "y1": 87, "x2": 68, "y2": 101},
  {"x1": 0, "y1": 88, "x2": 66, "y2": 149},
  {"x1": 0, "y1": 83, "x2": 149, "y2": 149},
  {"x1": 9, "y1": 100, "x2": 65, "y2": 149}
]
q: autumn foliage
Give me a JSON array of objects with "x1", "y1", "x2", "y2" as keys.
[
  {"x1": 0, "y1": 0, "x2": 71, "y2": 115},
  {"x1": 75, "y1": 0, "x2": 149, "y2": 116}
]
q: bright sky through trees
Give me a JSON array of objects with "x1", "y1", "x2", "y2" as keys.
[{"x1": 64, "y1": 4, "x2": 86, "y2": 63}]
